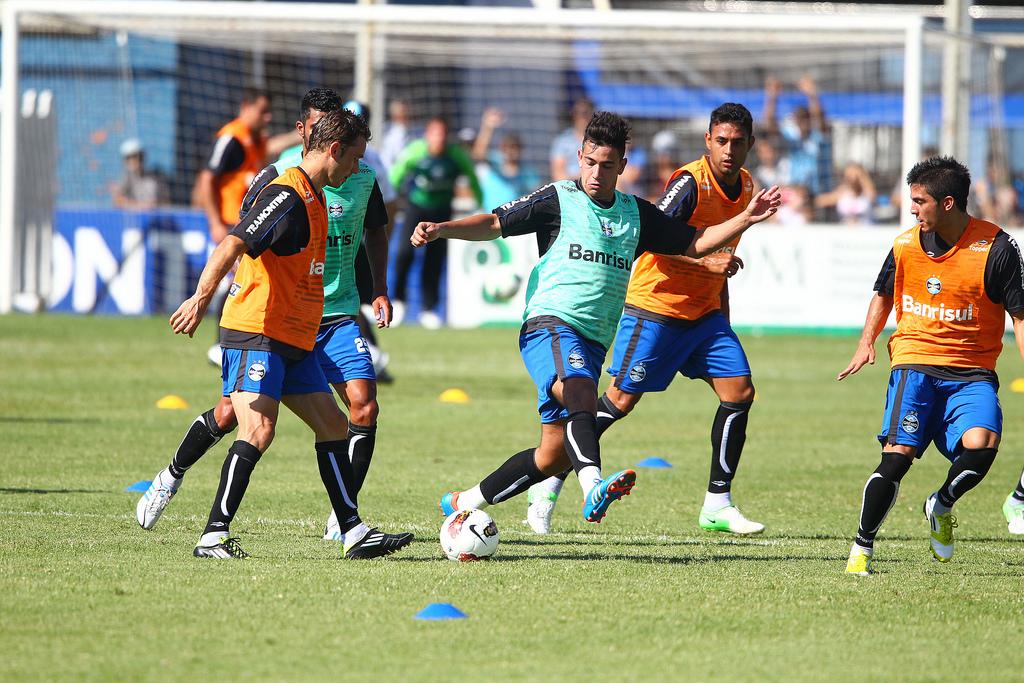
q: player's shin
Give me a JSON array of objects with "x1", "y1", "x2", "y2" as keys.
[
  {"x1": 347, "y1": 423, "x2": 376, "y2": 494},
  {"x1": 1013, "y1": 466, "x2": 1024, "y2": 502},
  {"x1": 854, "y1": 452, "x2": 912, "y2": 551},
  {"x1": 200, "y1": 440, "x2": 262, "y2": 541},
  {"x1": 934, "y1": 447, "x2": 997, "y2": 511},
  {"x1": 595, "y1": 394, "x2": 626, "y2": 437},
  {"x1": 315, "y1": 440, "x2": 365, "y2": 542},
  {"x1": 170, "y1": 408, "x2": 235, "y2": 479},
  {"x1": 705, "y1": 400, "x2": 752, "y2": 509},
  {"x1": 565, "y1": 411, "x2": 602, "y2": 495},
  {"x1": 479, "y1": 449, "x2": 546, "y2": 505}
]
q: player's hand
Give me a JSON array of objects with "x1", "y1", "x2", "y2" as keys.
[
  {"x1": 703, "y1": 254, "x2": 745, "y2": 278},
  {"x1": 411, "y1": 222, "x2": 442, "y2": 247},
  {"x1": 371, "y1": 294, "x2": 392, "y2": 328},
  {"x1": 797, "y1": 74, "x2": 818, "y2": 97},
  {"x1": 837, "y1": 344, "x2": 875, "y2": 381},
  {"x1": 744, "y1": 186, "x2": 782, "y2": 224},
  {"x1": 169, "y1": 295, "x2": 209, "y2": 338},
  {"x1": 481, "y1": 107, "x2": 505, "y2": 130}
]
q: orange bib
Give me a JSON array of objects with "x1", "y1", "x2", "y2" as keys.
[
  {"x1": 889, "y1": 219, "x2": 1005, "y2": 370},
  {"x1": 214, "y1": 118, "x2": 267, "y2": 225},
  {"x1": 220, "y1": 168, "x2": 327, "y2": 351},
  {"x1": 625, "y1": 156, "x2": 753, "y2": 320}
]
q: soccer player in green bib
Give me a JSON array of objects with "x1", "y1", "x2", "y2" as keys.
[
  {"x1": 415, "y1": 112, "x2": 781, "y2": 525},
  {"x1": 137, "y1": 88, "x2": 411, "y2": 559}
]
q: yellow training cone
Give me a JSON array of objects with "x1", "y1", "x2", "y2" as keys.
[
  {"x1": 439, "y1": 388, "x2": 470, "y2": 404},
  {"x1": 1011, "y1": 378, "x2": 1024, "y2": 393},
  {"x1": 156, "y1": 394, "x2": 189, "y2": 410}
]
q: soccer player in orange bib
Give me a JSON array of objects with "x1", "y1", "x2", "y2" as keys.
[
  {"x1": 839, "y1": 156, "x2": 1024, "y2": 575},
  {"x1": 168, "y1": 109, "x2": 411, "y2": 559},
  {"x1": 525, "y1": 104, "x2": 764, "y2": 535}
]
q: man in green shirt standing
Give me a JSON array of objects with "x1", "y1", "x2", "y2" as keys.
[
  {"x1": 390, "y1": 116, "x2": 482, "y2": 329},
  {"x1": 416, "y1": 112, "x2": 780, "y2": 528}
]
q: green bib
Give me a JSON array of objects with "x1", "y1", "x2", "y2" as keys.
[{"x1": 522, "y1": 181, "x2": 641, "y2": 348}]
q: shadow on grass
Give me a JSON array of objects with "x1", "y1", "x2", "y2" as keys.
[
  {"x1": 0, "y1": 416, "x2": 92, "y2": 425},
  {"x1": 782, "y1": 532, "x2": 1021, "y2": 544},
  {"x1": 0, "y1": 487, "x2": 109, "y2": 495},
  {"x1": 389, "y1": 552, "x2": 849, "y2": 564}
]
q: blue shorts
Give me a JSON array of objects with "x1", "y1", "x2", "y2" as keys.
[
  {"x1": 607, "y1": 312, "x2": 751, "y2": 393},
  {"x1": 519, "y1": 322, "x2": 606, "y2": 424},
  {"x1": 315, "y1": 318, "x2": 375, "y2": 385},
  {"x1": 877, "y1": 368, "x2": 1002, "y2": 461},
  {"x1": 221, "y1": 348, "x2": 330, "y2": 401}
]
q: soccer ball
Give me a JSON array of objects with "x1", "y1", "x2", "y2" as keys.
[
  {"x1": 439, "y1": 509, "x2": 499, "y2": 562},
  {"x1": 481, "y1": 263, "x2": 523, "y2": 303}
]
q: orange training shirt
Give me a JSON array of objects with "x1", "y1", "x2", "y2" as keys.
[
  {"x1": 889, "y1": 218, "x2": 1005, "y2": 371},
  {"x1": 625, "y1": 156, "x2": 753, "y2": 320},
  {"x1": 219, "y1": 167, "x2": 327, "y2": 351},
  {"x1": 213, "y1": 118, "x2": 267, "y2": 226}
]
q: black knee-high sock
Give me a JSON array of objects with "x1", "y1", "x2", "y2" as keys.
[
  {"x1": 936, "y1": 448, "x2": 997, "y2": 508},
  {"x1": 708, "y1": 400, "x2": 753, "y2": 494},
  {"x1": 855, "y1": 452, "x2": 912, "y2": 549},
  {"x1": 565, "y1": 411, "x2": 601, "y2": 478},
  {"x1": 479, "y1": 449, "x2": 546, "y2": 504},
  {"x1": 1013, "y1": 465, "x2": 1024, "y2": 502},
  {"x1": 595, "y1": 394, "x2": 627, "y2": 437},
  {"x1": 316, "y1": 440, "x2": 361, "y2": 534},
  {"x1": 169, "y1": 408, "x2": 234, "y2": 479},
  {"x1": 347, "y1": 424, "x2": 377, "y2": 494},
  {"x1": 203, "y1": 440, "x2": 262, "y2": 535}
]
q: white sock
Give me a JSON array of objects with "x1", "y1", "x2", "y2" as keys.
[
  {"x1": 931, "y1": 495, "x2": 952, "y2": 516},
  {"x1": 198, "y1": 531, "x2": 226, "y2": 547},
  {"x1": 158, "y1": 468, "x2": 181, "y2": 487},
  {"x1": 704, "y1": 491, "x2": 733, "y2": 511},
  {"x1": 852, "y1": 542, "x2": 873, "y2": 557},
  {"x1": 342, "y1": 522, "x2": 370, "y2": 548},
  {"x1": 577, "y1": 466, "x2": 602, "y2": 497},
  {"x1": 456, "y1": 485, "x2": 487, "y2": 510},
  {"x1": 534, "y1": 476, "x2": 565, "y2": 499}
]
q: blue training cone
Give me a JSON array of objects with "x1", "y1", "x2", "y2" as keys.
[
  {"x1": 415, "y1": 603, "x2": 468, "y2": 620},
  {"x1": 636, "y1": 457, "x2": 673, "y2": 469},
  {"x1": 124, "y1": 480, "x2": 152, "y2": 492}
]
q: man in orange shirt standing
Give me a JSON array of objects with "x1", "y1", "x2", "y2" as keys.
[
  {"x1": 526, "y1": 104, "x2": 764, "y2": 536},
  {"x1": 169, "y1": 109, "x2": 412, "y2": 560},
  {"x1": 838, "y1": 156, "x2": 1024, "y2": 575}
]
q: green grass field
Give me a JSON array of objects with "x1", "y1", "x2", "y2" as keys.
[{"x1": 3, "y1": 315, "x2": 1024, "y2": 682}]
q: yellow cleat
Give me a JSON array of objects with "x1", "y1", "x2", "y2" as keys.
[
  {"x1": 924, "y1": 494, "x2": 957, "y2": 562},
  {"x1": 845, "y1": 544, "x2": 874, "y2": 576}
]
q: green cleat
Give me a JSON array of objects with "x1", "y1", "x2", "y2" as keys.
[
  {"x1": 924, "y1": 494, "x2": 957, "y2": 562},
  {"x1": 698, "y1": 504, "x2": 764, "y2": 535},
  {"x1": 1002, "y1": 494, "x2": 1024, "y2": 535}
]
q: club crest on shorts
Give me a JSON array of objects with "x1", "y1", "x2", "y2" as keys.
[
  {"x1": 247, "y1": 361, "x2": 267, "y2": 382},
  {"x1": 926, "y1": 277, "x2": 941, "y2": 295},
  {"x1": 628, "y1": 363, "x2": 647, "y2": 382},
  {"x1": 567, "y1": 351, "x2": 586, "y2": 369},
  {"x1": 901, "y1": 410, "x2": 919, "y2": 434},
  {"x1": 329, "y1": 201, "x2": 344, "y2": 218}
]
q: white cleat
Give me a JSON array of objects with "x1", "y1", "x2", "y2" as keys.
[
  {"x1": 698, "y1": 504, "x2": 765, "y2": 535},
  {"x1": 135, "y1": 469, "x2": 181, "y2": 530},
  {"x1": 419, "y1": 310, "x2": 443, "y2": 330},
  {"x1": 323, "y1": 509, "x2": 342, "y2": 541},
  {"x1": 1002, "y1": 494, "x2": 1024, "y2": 535},
  {"x1": 390, "y1": 300, "x2": 406, "y2": 327},
  {"x1": 923, "y1": 493, "x2": 956, "y2": 562},
  {"x1": 525, "y1": 484, "x2": 560, "y2": 535}
]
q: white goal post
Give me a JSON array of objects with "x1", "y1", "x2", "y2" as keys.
[{"x1": 0, "y1": 1, "x2": 933, "y2": 314}]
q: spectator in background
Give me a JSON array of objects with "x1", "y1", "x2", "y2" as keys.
[
  {"x1": 389, "y1": 116, "x2": 483, "y2": 329},
  {"x1": 815, "y1": 162, "x2": 877, "y2": 225},
  {"x1": 764, "y1": 75, "x2": 831, "y2": 196},
  {"x1": 752, "y1": 134, "x2": 790, "y2": 191},
  {"x1": 112, "y1": 138, "x2": 169, "y2": 209},
  {"x1": 975, "y1": 155, "x2": 1022, "y2": 227},
  {"x1": 618, "y1": 142, "x2": 648, "y2": 197},
  {"x1": 773, "y1": 185, "x2": 814, "y2": 227},
  {"x1": 647, "y1": 129, "x2": 680, "y2": 201},
  {"x1": 549, "y1": 97, "x2": 594, "y2": 181},
  {"x1": 473, "y1": 107, "x2": 542, "y2": 209},
  {"x1": 380, "y1": 98, "x2": 413, "y2": 170}
]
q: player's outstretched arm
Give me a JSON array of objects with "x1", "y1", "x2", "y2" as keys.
[
  {"x1": 364, "y1": 226, "x2": 392, "y2": 328},
  {"x1": 169, "y1": 235, "x2": 247, "y2": 337},
  {"x1": 1011, "y1": 312, "x2": 1024, "y2": 361},
  {"x1": 410, "y1": 213, "x2": 501, "y2": 246},
  {"x1": 685, "y1": 187, "x2": 781, "y2": 258},
  {"x1": 837, "y1": 293, "x2": 893, "y2": 381}
]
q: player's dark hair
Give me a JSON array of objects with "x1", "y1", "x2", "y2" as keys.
[
  {"x1": 709, "y1": 103, "x2": 753, "y2": 138},
  {"x1": 240, "y1": 87, "x2": 269, "y2": 105},
  {"x1": 582, "y1": 111, "x2": 631, "y2": 158},
  {"x1": 301, "y1": 87, "x2": 342, "y2": 120},
  {"x1": 906, "y1": 155, "x2": 971, "y2": 212},
  {"x1": 307, "y1": 109, "x2": 371, "y2": 152}
]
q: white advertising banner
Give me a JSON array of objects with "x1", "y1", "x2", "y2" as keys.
[{"x1": 447, "y1": 225, "x2": 1023, "y2": 331}]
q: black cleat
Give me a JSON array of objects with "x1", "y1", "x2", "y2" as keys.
[
  {"x1": 344, "y1": 528, "x2": 414, "y2": 559},
  {"x1": 193, "y1": 537, "x2": 250, "y2": 559}
]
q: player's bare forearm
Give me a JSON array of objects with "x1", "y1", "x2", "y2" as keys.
[
  {"x1": 686, "y1": 188, "x2": 780, "y2": 257},
  {"x1": 411, "y1": 213, "x2": 500, "y2": 246},
  {"x1": 1011, "y1": 313, "x2": 1024, "y2": 361},
  {"x1": 837, "y1": 293, "x2": 893, "y2": 380},
  {"x1": 364, "y1": 227, "x2": 390, "y2": 298}
]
